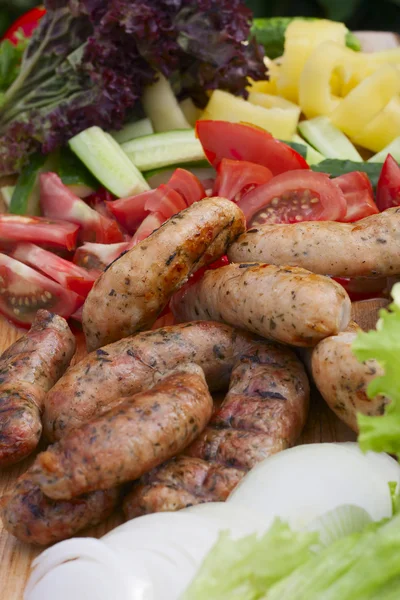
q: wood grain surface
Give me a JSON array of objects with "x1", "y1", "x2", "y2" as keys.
[{"x1": 0, "y1": 30, "x2": 397, "y2": 600}]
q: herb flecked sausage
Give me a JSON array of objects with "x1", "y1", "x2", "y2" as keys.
[
  {"x1": 83, "y1": 198, "x2": 245, "y2": 351},
  {"x1": 228, "y1": 208, "x2": 400, "y2": 278},
  {"x1": 171, "y1": 263, "x2": 351, "y2": 346},
  {"x1": 45, "y1": 322, "x2": 278, "y2": 441},
  {"x1": 0, "y1": 469, "x2": 120, "y2": 545},
  {"x1": 0, "y1": 310, "x2": 75, "y2": 467},
  {"x1": 124, "y1": 339, "x2": 309, "y2": 518},
  {"x1": 311, "y1": 328, "x2": 389, "y2": 432},
  {"x1": 32, "y1": 366, "x2": 213, "y2": 499}
]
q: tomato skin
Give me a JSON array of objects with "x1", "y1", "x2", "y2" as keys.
[
  {"x1": 334, "y1": 277, "x2": 386, "y2": 301},
  {"x1": 333, "y1": 172, "x2": 378, "y2": 222},
  {"x1": 0, "y1": 252, "x2": 82, "y2": 327},
  {"x1": 130, "y1": 212, "x2": 165, "y2": 246},
  {"x1": 11, "y1": 243, "x2": 99, "y2": 299},
  {"x1": 40, "y1": 173, "x2": 124, "y2": 244},
  {"x1": 73, "y1": 242, "x2": 129, "y2": 271},
  {"x1": 143, "y1": 185, "x2": 186, "y2": 218},
  {"x1": 0, "y1": 215, "x2": 79, "y2": 250},
  {"x1": 238, "y1": 170, "x2": 347, "y2": 225},
  {"x1": 167, "y1": 169, "x2": 206, "y2": 205},
  {"x1": 376, "y1": 154, "x2": 400, "y2": 211},
  {"x1": 196, "y1": 121, "x2": 309, "y2": 175},
  {"x1": 213, "y1": 159, "x2": 273, "y2": 201},
  {"x1": 3, "y1": 7, "x2": 46, "y2": 44}
]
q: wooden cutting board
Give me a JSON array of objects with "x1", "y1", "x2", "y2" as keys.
[{"x1": 0, "y1": 30, "x2": 398, "y2": 600}]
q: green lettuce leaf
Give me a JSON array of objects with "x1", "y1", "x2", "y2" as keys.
[
  {"x1": 181, "y1": 519, "x2": 318, "y2": 600},
  {"x1": 352, "y1": 283, "x2": 400, "y2": 456}
]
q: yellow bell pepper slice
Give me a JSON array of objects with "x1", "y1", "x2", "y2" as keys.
[
  {"x1": 331, "y1": 64, "x2": 400, "y2": 139},
  {"x1": 353, "y1": 97, "x2": 400, "y2": 153},
  {"x1": 201, "y1": 89, "x2": 299, "y2": 140},
  {"x1": 247, "y1": 92, "x2": 300, "y2": 140},
  {"x1": 248, "y1": 58, "x2": 281, "y2": 96},
  {"x1": 299, "y1": 41, "x2": 363, "y2": 118},
  {"x1": 277, "y1": 19, "x2": 347, "y2": 103}
]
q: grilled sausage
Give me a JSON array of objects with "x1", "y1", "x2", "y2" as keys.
[
  {"x1": 83, "y1": 198, "x2": 245, "y2": 351},
  {"x1": 228, "y1": 208, "x2": 400, "y2": 278},
  {"x1": 45, "y1": 322, "x2": 277, "y2": 441},
  {"x1": 311, "y1": 327, "x2": 388, "y2": 432},
  {"x1": 171, "y1": 263, "x2": 351, "y2": 347},
  {"x1": 0, "y1": 311, "x2": 75, "y2": 467},
  {"x1": 0, "y1": 468, "x2": 120, "y2": 545},
  {"x1": 124, "y1": 340, "x2": 309, "y2": 518},
  {"x1": 32, "y1": 366, "x2": 213, "y2": 500}
]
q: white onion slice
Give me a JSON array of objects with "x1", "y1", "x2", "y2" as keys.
[
  {"x1": 180, "y1": 502, "x2": 267, "y2": 537},
  {"x1": 228, "y1": 444, "x2": 393, "y2": 530},
  {"x1": 334, "y1": 442, "x2": 400, "y2": 492}
]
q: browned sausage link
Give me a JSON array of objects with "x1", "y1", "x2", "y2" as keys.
[
  {"x1": 124, "y1": 456, "x2": 244, "y2": 518},
  {"x1": 0, "y1": 468, "x2": 120, "y2": 545},
  {"x1": 228, "y1": 208, "x2": 400, "y2": 278},
  {"x1": 311, "y1": 328, "x2": 389, "y2": 432},
  {"x1": 0, "y1": 310, "x2": 75, "y2": 466},
  {"x1": 123, "y1": 341, "x2": 309, "y2": 518},
  {"x1": 83, "y1": 198, "x2": 245, "y2": 351},
  {"x1": 171, "y1": 263, "x2": 351, "y2": 347},
  {"x1": 32, "y1": 366, "x2": 213, "y2": 500},
  {"x1": 44, "y1": 322, "x2": 270, "y2": 441}
]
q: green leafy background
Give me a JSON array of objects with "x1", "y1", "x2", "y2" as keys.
[{"x1": 0, "y1": 0, "x2": 399, "y2": 38}]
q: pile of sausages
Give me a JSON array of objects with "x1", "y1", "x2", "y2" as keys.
[{"x1": 0, "y1": 197, "x2": 394, "y2": 545}]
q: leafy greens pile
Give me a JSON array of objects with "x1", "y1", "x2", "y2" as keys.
[{"x1": 0, "y1": 0, "x2": 266, "y2": 176}]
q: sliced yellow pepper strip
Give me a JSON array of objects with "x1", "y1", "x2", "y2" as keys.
[
  {"x1": 247, "y1": 92, "x2": 300, "y2": 140},
  {"x1": 299, "y1": 41, "x2": 362, "y2": 119},
  {"x1": 353, "y1": 97, "x2": 400, "y2": 153},
  {"x1": 331, "y1": 64, "x2": 400, "y2": 139},
  {"x1": 277, "y1": 19, "x2": 347, "y2": 103}
]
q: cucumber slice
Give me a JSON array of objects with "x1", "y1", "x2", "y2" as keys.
[
  {"x1": 298, "y1": 117, "x2": 363, "y2": 161},
  {"x1": 0, "y1": 186, "x2": 15, "y2": 207},
  {"x1": 292, "y1": 134, "x2": 325, "y2": 165},
  {"x1": 122, "y1": 130, "x2": 206, "y2": 172},
  {"x1": 145, "y1": 165, "x2": 215, "y2": 188},
  {"x1": 111, "y1": 118, "x2": 154, "y2": 144},
  {"x1": 10, "y1": 152, "x2": 57, "y2": 216},
  {"x1": 368, "y1": 137, "x2": 400, "y2": 163},
  {"x1": 58, "y1": 148, "x2": 98, "y2": 197},
  {"x1": 142, "y1": 73, "x2": 191, "y2": 132},
  {"x1": 69, "y1": 126, "x2": 150, "y2": 198}
]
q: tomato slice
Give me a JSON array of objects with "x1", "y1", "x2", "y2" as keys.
[
  {"x1": 73, "y1": 242, "x2": 129, "y2": 271},
  {"x1": 167, "y1": 169, "x2": 206, "y2": 205},
  {"x1": 213, "y1": 159, "x2": 273, "y2": 201},
  {"x1": 376, "y1": 154, "x2": 400, "y2": 211},
  {"x1": 144, "y1": 185, "x2": 187, "y2": 219},
  {"x1": 196, "y1": 121, "x2": 309, "y2": 175},
  {"x1": 130, "y1": 212, "x2": 165, "y2": 246},
  {"x1": 11, "y1": 243, "x2": 99, "y2": 298},
  {"x1": 334, "y1": 277, "x2": 386, "y2": 301},
  {"x1": 333, "y1": 172, "x2": 378, "y2": 222},
  {"x1": 3, "y1": 7, "x2": 46, "y2": 44},
  {"x1": 40, "y1": 173, "x2": 124, "y2": 244},
  {"x1": 0, "y1": 215, "x2": 79, "y2": 250},
  {"x1": 0, "y1": 253, "x2": 82, "y2": 327},
  {"x1": 239, "y1": 170, "x2": 347, "y2": 225}
]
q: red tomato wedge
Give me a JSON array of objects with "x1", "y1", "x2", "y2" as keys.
[
  {"x1": 333, "y1": 172, "x2": 378, "y2": 222},
  {"x1": 239, "y1": 170, "x2": 347, "y2": 225},
  {"x1": 144, "y1": 185, "x2": 186, "y2": 218},
  {"x1": 73, "y1": 242, "x2": 129, "y2": 271},
  {"x1": 0, "y1": 215, "x2": 79, "y2": 250},
  {"x1": 130, "y1": 212, "x2": 165, "y2": 246},
  {"x1": 40, "y1": 173, "x2": 124, "y2": 244},
  {"x1": 213, "y1": 159, "x2": 273, "y2": 201},
  {"x1": 3, "y1": 7, "x2": 46, "y2": 44},
  {"x1": 11, "y1": 243, "x2": 99, "y2": 298},
  {"x1": 376, "y1": 154, "x2": 400, "y2": 211},
  {"x1": 196, "y1": 121, "x2": 309, "y2": 175},
  {"x1": 334, "y1": 277, "x2": 386, "y2": 301},
  {"x1": 0, "y1": 253, "x2": 82, "y2": 327},
  {"x1": 167, "y1": 169, "x2": 206, "y2": 205}
]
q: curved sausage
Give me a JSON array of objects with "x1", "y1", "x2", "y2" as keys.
[
  {"x1": 45, "y1": 322, "x2": 273, "y2": 441},
  {"x1": 0, "y1": 310, "x2": 75, "y2": 466},
  {"x1": 311, "y1": 328, "x2": 388, "y2": 432},
  {"x1": 124, "y1": 340, "x2": 309, "y2": 518},
  {"x1": 171, "y1": 263, "x2": 351, "y2": 347},
  {"x1": 83, "y1": 198, "x2": 245, "y2": 351},
  {"x1": 0, "y1": 469, "x2": 120, "y2": 545},
  {"x1": 228, "y1": 208, "x2": 400, "y2": 278},
  {"x1": 32, "y1": 366, "x2": 213, "y2": 500}
]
